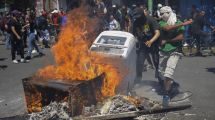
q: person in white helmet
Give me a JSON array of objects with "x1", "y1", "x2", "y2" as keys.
[{"x1": 153, "y1": 3, "x2": 163, "y2": 21}]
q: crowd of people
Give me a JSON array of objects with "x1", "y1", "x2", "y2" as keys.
[
  {"x1": 93, "y1": 1, "x2": 215, "y2": 56},
  {"x1": 0, "y1": 8, "x2": 67, "y2": 63},
  {"x1": 92, "y1": 1, "x2": 214, "y2": 100}
]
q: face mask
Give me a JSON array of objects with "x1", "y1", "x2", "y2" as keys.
[{"x1": 161, "y1": 12, "x2": 170, "y2": 21}]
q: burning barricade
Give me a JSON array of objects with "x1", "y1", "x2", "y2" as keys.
[{"x1": 19, "y1": 4, "x2": 191, "y2": 120}]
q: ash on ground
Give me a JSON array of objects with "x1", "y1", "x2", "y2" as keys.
[
  {"x1": 82, "y1": 95, "x2": 162, "y2": 116},
  {"x1": 27, "y1": 102, "x2": 71, "y2": 120},
  {"x1": 134, "y1": 114, "x2": 166, "y2": 120},
  {"x1": 27, "y1": 95, "x2": 163, "y2": 120}
]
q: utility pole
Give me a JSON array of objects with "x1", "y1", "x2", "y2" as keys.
[
  {"x1": 4, "y1": 0, "x2": 6, "y2": 12},
  {"x1": 148, "y1": 0, "x2": 153, "y2": 16}
]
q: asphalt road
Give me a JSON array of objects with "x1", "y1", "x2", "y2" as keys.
[
  {"x1": 0, "y1": 40, "x2": 55, "y2": 119},
  {"x1": 134, "y1": 54, "x2": 215, "y2": 120},
  {"x1": 0, "y1": 38, "x2": 215, "y2": 120}
]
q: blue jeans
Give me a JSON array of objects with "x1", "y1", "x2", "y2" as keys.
[
  {"x1": 5, "y1": 32, "x2": 11, "y2": 49},
  {"x1": 27, "y1": 33, "x2": 41, "y2": 56}
]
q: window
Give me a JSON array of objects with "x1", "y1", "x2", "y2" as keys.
[{"x1": 97, "y1": 35, "x2": 127, "y2": 45}]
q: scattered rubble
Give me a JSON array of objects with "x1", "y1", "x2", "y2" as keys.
[
  {"x1": 134, "y1": 114, "x2": 166, "y2": 120},
  {"x1": 103, "y1": 95, "x2": 139, "y2": 114},
  {"x1": 81, "y1": 95, "x2": 162, "y2": 118},
  {"x1": 25, "y1": 94, "x2": 191, "y2": 120},
  {"x1": 27, "y1": 102, "x2": 71, "y2": 120}
]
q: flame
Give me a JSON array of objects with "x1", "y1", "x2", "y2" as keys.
[
  {"x1": 37, "y1": 6, "x2": 126, "y2": 97},
  {"x1": 25, "y1": 87, "x2": 42, "y2": 113}
]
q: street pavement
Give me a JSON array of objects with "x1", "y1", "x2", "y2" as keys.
[
  {"x1": 134, "y1": 55, "x2": 215, "y2": 120},
  {"x1": 0, "y1": 37, "x2": 215, "y2": 119},
  {"x1": 0, "y1": 38, "x2": 55, "y2": 119}
]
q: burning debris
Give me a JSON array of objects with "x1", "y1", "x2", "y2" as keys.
[
  {"x1": 100, "y1": 95, "x2": 140, "y2": 114},
  {"x1": 27, "y1": 102, "x2": 70, "y2": 120},
  {"x1": 22, "y1": 73, "x2": 105, "y2": 117},
  {"x1": 25, "y1": 95, "x2": 162, "y2": 120},
  {"x1": 79, "y1": 95, "x2": 162, "y2": 119},
  {"x1": 80, "y1": 95, "x2": 142, "y2": 117},
  {"x1": 18, "y1": 3, "x2": 191, "y2": 120}
]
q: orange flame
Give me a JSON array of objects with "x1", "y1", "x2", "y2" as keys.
[{"x1": 38, "y1": 6, "x2": 126, "y2": 97}]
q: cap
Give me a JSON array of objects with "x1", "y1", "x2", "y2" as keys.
[
  {"x1": 158, "y1": 3, "x2": 162, "y2": 8},
  {"x1": 11, "y1": 10, "x2": 21, "y2": 14},
  {"x1": 132, "y1": 4, "x2": 137, "y2": 7},
  {"x1": 51, "y1": 10, "x2": 59, "y2": 14}
]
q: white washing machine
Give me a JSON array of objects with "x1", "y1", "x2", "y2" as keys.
[{"x1": 90, "y1": 31, "x2": 137, "y2": 94}]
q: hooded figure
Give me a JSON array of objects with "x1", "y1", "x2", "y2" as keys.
[{"x1": 160, "y1": 6, "x2": 177, "y2": 25}]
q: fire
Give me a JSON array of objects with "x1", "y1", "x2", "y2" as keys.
[
  {"x1": 24, "y1": 84, "x2": 42, "y2": 113},
  {"x1": 38, "y1": 6, "x2": 126, "y2": 97}
]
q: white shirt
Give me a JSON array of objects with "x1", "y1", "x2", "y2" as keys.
[{"x1": 109, "y1": 19, "x2": 120, "y2": 30}]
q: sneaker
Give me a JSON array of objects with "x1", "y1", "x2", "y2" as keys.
[
  {"x1": 31, "y1": 49, "x2": 37, "y2": 54},
  {"x1": 168, "y1": 86, "x2": 180, "y2": 99},
  {"x1": 183, "y1": 43, "x2": 189, "y2": 47},
  {"x1": 20, "y1": 58, "x2": 28, "y2": 63},
  {"x1": 25, "y1": 56, "x2": 31, "y2": 60},
  {"x1": 39, "y1": 52, "x2": 45, "y2": 57},
  {"x1": 45, "y1": 45, "x2": 50, "y2": 48},
  {"x1": 12, "y1": 60, "x2": 19, "y2": 64}
]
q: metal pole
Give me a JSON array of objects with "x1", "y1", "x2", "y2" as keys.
[
  {"x1": 148, "y1": 0, "x2": 153, "y2": 16},
  {"x1": 4, "y1": 0, "x2": 6, "y2": 12}
]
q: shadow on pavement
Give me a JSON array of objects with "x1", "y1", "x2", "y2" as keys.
[
  {"x1": 0, "y1": 65, "x2": 8, "y2": 70},
  {"x1": 0, "y1": 58, "x2": 7, "y2": 61},
  {"x1": 206, "y1": 67, "x2": 215, "y2": 74}
]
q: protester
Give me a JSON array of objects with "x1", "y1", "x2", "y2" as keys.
[
  {"x1": 191, "y1": 10, "x2": 215, "y2": 56},
  {"x1": 190, "y1": 4, "x2": 199, "y2": 19},
  {"x1": 158, "y1": 6, "x2": 192, "y2": 98},
  {"x1": 25, "y1": 20, "x2": 45, "y2": 61},
  {"x1": 0, "y1": 13, "x2": 11, "y2": 49},
  {"x1": 154, "y1": 3, "x2": 163, "y2": 21},
  {"x1": 51, "y1": 9, "x2": 61, "y2": 35},
  {"x1": 109, "y1": 15, "x2": 120, "y2": 30},
  {"x1": 9, "y1": 10, "x2": 26, "y2": 63},
  {"x1": 132, "y1": 8, "x2": 160, "y2": 84}
]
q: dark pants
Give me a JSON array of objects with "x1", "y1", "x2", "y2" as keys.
[
  {"x1": 136, "y1": 42, "x2": 159, "y2": 78},
  {"x1": 193, "y1": 31, "x2": 209, "y2": 53},
  {"x1": 11, "y1": 36, "x2": 24, "y2": 60}
]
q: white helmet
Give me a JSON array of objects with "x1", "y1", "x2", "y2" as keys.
[{"x1": 158, "y1": 4, "x2": 162, "y2": 8}]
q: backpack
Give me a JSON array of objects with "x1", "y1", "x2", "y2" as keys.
[{"x1": 36, "y1": 16, "x2": 47, "y2": 30}]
